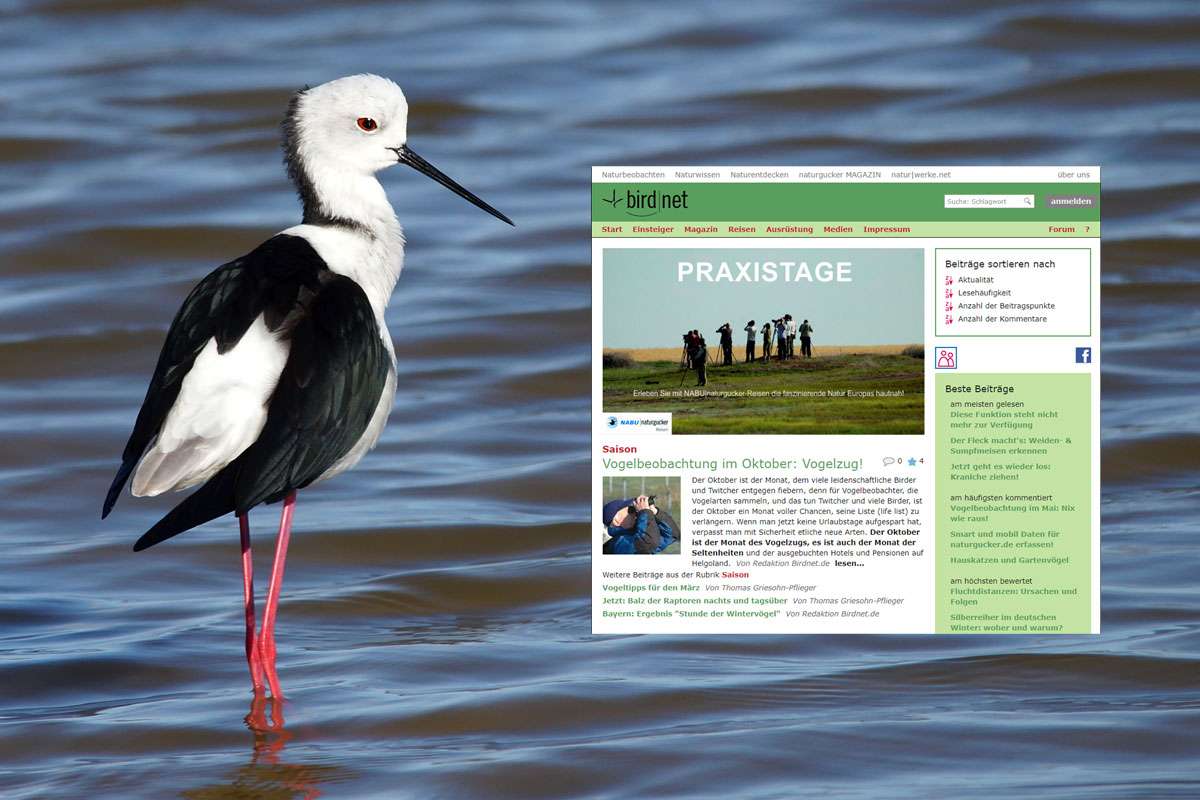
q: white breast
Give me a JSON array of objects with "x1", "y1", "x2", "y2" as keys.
[{"x1": 282, "y1": 222, "x2": 404, "y2": 324}]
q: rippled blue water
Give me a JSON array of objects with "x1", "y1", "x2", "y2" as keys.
[{"x1": 1, "y1": 1, "x2": 1198, "y2": 797}]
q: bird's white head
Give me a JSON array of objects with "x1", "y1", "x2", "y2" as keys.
[
  {"x1": 282, "y1": 74, "x2": 512, "y2": 228},
  {"x1": 287, "y1": 74, "x2": 410, "y2": 176}
]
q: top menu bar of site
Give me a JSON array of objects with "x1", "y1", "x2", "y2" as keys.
[{"x1": 592, "y1": 166, "x2": 1100, "y2": 238}]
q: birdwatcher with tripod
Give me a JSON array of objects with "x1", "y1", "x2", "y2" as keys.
[
  {"x1": 687, "y1": 334, "x2": 708, "y2": 386},
  {"x1": 799, "y1": 318, "x2": 814, "y2": 358},
  {"x1": 716, "y1": 322, "x2": 734, "y2": 366},
  {"x1": 680, "y1": 331, "x2": 695, "y2": 369}
]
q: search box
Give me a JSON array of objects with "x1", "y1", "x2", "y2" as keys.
[{"x1": 944, "y1": 194, "x2": 1035, "y2": 209}]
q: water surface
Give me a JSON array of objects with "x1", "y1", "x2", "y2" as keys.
[{"x1": 1, "y1": 1, "x2": 1198, "y2": 797}]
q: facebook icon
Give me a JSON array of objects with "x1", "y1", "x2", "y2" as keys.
[{"x1": 1075, "y1": 347, "x2": 1092, "y2": 364}]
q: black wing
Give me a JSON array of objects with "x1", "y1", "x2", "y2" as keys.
[
  {"x1": 102, "y1": 234, "x2": 327, "y2": 518},
  {"x1": 132, "y1": 275, "x2": 392, "y2": 551}
]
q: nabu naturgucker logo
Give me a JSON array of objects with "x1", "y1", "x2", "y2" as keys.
[{"x1": 601, "y1": 187, "x2": 689, "y2": 218}]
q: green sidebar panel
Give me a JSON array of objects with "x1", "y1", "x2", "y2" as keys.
[{"x1": 936, "y1": 373, "x2": 1091, "y2": 633}]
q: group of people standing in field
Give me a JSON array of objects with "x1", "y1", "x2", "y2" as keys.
[
  {"x1": 742, "y1": 315, "x2": 814, "y2": 363},
  {"x1": 680, "y1": 316, "x2": 815, "y2": 386}
]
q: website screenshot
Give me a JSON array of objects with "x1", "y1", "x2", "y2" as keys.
[{"x1": 591, "y1": 166, "x2": 1100, "y2": 635}]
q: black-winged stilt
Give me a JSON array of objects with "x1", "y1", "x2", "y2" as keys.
[{"x1": 102, "y1": 74, "x2": 512, "y2": 697}]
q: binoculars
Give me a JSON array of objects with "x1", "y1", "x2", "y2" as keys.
[{"x1": 627, "y1": 495, "x2": 657, "y2": 514}]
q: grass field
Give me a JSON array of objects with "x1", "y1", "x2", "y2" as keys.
[{"x1": 603, "y1": 346, "x2": 924, "y2": 435}]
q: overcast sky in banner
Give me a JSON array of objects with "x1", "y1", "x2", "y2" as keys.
[{"x1": 602, "y1": 248, "x2": 923, "y2": 349}]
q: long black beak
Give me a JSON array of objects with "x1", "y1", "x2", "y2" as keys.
[{"x1": 390, "y1": 145, "x2": 513, "y2": 226}]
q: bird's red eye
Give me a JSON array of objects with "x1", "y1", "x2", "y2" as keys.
[{"x1": 356, "y1": 117, "x2": 378, "y2": 132}]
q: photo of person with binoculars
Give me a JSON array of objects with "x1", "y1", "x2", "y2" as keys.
[{"x1": 600, "y1": 477, "x2": 682, "y2": 555}]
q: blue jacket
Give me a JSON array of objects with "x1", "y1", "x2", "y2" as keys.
[{"x1": 606, "y1": 510, "x2": 675, "y2": 554}]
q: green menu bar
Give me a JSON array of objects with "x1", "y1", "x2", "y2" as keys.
[{"x1": 592, "y1": 222, "x2": 1100, "y2": 237}]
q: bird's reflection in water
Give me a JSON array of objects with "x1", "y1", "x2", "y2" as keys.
[
  {"x1": 246, "y1": 691, "x2": 288, "y2": 746},
  {"x1": 182, "y1": 694, "x2": 348, "y2": 800},
  {"x1": 242, "y1": 694, "x2": 322, "y2": 799}
]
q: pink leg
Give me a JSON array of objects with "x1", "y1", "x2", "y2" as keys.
[
  {"x1": 240, "y1": 512, "x2": 264, "y2": 692},
  {"x1": 258, "y1": 491, "x2": 296, "y2": 698}
]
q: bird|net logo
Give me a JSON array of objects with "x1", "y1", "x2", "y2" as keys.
[{"x1": 600, "y1": 187, "x2": 690, "y2": 218}]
